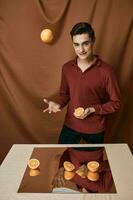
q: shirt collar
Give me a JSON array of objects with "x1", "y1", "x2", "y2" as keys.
[{"x1": 72, "y1": 55, "x2": 101, "y2": 67}]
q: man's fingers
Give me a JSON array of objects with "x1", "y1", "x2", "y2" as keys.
[
  {"x1": 51, "y1": 178, "x2": 58, "y2": 187},
  {"x1": 61, "y1": 177, "x2": 65, "y2": 186},
  {"x1": 43, "y1": 98, "x2": 49, "y2": 104},
  {"x1": 52, "y1": 108, "x2": 61, "y2": 113},
  {"x1": 74, "y1": 114, "x2": 86, "y2": 119},
  {"x1": 51, "y1": 179, "x2": 55, "y2": 187},
  {"x1": 75, "y1": 115, "x2": 80, "y2": 118},
  {"x1": 43, "y1": 102, "x2": 61, "y2": 114},
  {"x1": 43, "y1": 108, "x2": 49, "y2": 113},
  {"x1": 73, "y1": 113, "x2": 82, "y2": 119},
  {"x1": 49, "y1": 105, "x2": 61, "y2": 113},
  {"x1": 52, "y1": 180, "x2": 57, "y2": 188},
  {"x1": 84, "y1": 108, "x2": 90, "y2": 114},
  {"x1": 43, "y1": 108, "x2": 61, "y2": 114},
  {"x1": 58, "y1": 177, "x2": 65, "y2": 187}
]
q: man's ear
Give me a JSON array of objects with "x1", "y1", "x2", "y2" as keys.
[
  {"x1": 90, "y1": 36, "x2": 95, "y2": 43},
  {"x1": 92, "y1": 37, "x2": 96, "y2": 43}
]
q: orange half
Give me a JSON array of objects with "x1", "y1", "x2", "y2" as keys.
[
  {"x1": 64, "y1": 171, "x2": 75, "y2": 180},
  {"x1": 87, "y1": 161, "x2": 99, "y2": 172},
  {"x1": 63, "y1": 161, "x2": 75, "y2": 172},
  {"x1": 28, "y1": 158, "x2": 40, "y2": 169},
  {"x1": 74, "y1": 107, "x2": 85, "y2": 117},
  {"x1": 87, "y1": 171, "x2": 99, "y2": 181}
]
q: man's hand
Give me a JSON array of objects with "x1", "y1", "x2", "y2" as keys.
[
  {"x1": 74, "y1": 107, "x2": 95, "y2": 119},
  {"x1": 51, "y1": 167, "x2": 66, "y2": 188},
  {"x1": 43, "y1": 98, "x2": 61, "y2": 113}
]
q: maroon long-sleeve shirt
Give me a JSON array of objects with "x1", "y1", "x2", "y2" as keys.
[{"x1": 56, "y1": 56, "x2": 121, "y2": 133}]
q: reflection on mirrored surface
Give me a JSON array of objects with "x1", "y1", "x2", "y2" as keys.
[{"x1": 18, "y1": 147, "x2": 116, "y2": 193}]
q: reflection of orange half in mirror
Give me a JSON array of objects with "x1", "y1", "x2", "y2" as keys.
[
  {"x1": 63, "y1": 161, "x2": 75, "y2": 172},
  {"x1": 87, "y1": 171, "x2": 99, "y2": 181},
  {"x1": 29, "y1": 168, "x2": 40, "y2": 177},
  {"x1": 87, "y1": 161, "x2": 99, "y2": 172},
  {"x1": 28, "y1": 158, "x2": 40, "y2": 169},
  {"x1": 74, "y1": 107, "x2": 85, "y2": 117},
  {"x1": 64, "y1": 171, "x2": 75, "y2": 180}
]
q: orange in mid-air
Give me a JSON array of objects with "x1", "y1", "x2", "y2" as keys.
[{"x1": 40, "y1": 29, "x2": 54, "y2": 43}]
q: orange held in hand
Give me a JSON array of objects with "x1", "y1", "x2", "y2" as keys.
[
  {"x1": 28, "y1": 158, "x2": 40, "y2": 170},
  {"x1": 40, "y1": 29, "x2": 54, "y2": 43},
  {"x1": 74, "y1": 107, "x2": 85, "y2": 117}
]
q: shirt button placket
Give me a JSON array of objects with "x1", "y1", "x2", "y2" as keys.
[{"x1": 81, "y1": 73, "x2": 84, "y2": 79}]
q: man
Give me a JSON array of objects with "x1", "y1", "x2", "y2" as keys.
[{"x1": 43, "y1": 22, "x2": 121, "y2": 144}]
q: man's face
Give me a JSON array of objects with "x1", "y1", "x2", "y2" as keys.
[{"x1": 72, "y1": 33, "x2": 94, "y2": 60}]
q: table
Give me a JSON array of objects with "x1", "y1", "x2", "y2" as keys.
[{"x1": 0, "y1": 144, "x2": 133, "y2": 200}]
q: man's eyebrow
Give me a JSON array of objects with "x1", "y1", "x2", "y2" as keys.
[
  {"x1": 73, "y1": 40, "x2": 90, "y2": 45},
  {"x1": 73, "y1": 42, "x2": 79, "y2": 45}
]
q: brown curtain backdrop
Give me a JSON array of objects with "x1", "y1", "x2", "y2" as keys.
[{"x1": 0, "y1": 0, "x2": 133, "y2": 163}]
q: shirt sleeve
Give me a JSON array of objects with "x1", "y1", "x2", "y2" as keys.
[
  {"x1": 55, "y1": 65, "x2": 70, "y2": 109},
  {"x1": 91, "y1": 67, "x2": 121, "y2": 115}
]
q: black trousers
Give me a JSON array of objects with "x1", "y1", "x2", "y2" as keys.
[{"x1": 58, "y1": 125, "x2": 104, "y2": 151}]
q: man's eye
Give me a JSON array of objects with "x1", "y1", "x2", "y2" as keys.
[
  {"x1": 84, "y1": 42, "x2": 89, "y2": 45},
  {"x1": 74, "y1": 44, "x2": 79, "y2": 47}
]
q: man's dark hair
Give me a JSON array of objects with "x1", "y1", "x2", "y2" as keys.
[{"x1": 70, "y1": 22, "x2": 95, "y2": 41}]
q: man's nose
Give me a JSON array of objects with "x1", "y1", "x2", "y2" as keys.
[{"x1": 79, "y1": 45, "x2": 84, "y2": 52}]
